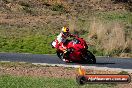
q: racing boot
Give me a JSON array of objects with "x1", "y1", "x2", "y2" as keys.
[{"x1": 62, "y1": 58, "x2": 70, "y2": 63}]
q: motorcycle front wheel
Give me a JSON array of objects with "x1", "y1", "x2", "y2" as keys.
[{"x1": 56, "y1": 51, "x2": 63, "y2": 60}]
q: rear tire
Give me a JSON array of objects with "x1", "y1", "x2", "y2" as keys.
[{"x1": 84, "y1": 51, "x2": 96, "y2": 64}]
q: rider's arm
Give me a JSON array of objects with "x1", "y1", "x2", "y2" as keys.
[{"x1": 69, "y1": 33, "x2": 77, "y2": 37}]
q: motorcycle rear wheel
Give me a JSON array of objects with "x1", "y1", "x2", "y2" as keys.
[{"x1": 84, "y1": 50, "x2": 96, "y2": 64}]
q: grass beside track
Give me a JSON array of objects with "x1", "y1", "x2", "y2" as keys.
[{"x1": 0, "y1": 75, "x2": 114, "y2": 88}]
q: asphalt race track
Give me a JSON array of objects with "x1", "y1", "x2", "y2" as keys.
[{"x1": 0, "y1": 53, "x2": 132, "y2": 72}]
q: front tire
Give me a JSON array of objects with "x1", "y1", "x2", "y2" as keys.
[
  {"x1": 56, "y1": 51, "x2": 63, "y2": 60},
  {"x1": 56, "y1": 51, "x2": 71, "y2": 63}
]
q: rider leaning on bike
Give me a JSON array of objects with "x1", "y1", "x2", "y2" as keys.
[{"x1": 52, "y1": 26, "x2": 76, "y2": 62}]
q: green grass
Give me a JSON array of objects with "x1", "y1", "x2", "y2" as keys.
[
  {"x1": 0, "y1": 34, "x2": 56, "y2": 54},
  {"x1": 51, "y1": 4, "x2": 66, "y2": 13},
  {"x1": 0, "y1": 75, "x2": 115, "y2": 88},
  {"x1": 95, "y1": 11, "x2": 132, "y2": 24}
]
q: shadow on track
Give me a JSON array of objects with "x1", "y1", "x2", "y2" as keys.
[
  {"x1": 67, "y1": 61, "x2": 115, "y2": 65},
  {"x1": 95, "y1": 62, "x2": 115, "y2": 65}
]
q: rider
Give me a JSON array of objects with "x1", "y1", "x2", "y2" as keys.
[{"x1": 54, "y1": 26, "x2": 76, "y2": 61}]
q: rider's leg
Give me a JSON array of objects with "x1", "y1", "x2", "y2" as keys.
[{"x1": 58, "y1": 40, "x2": 71, "y2": 62}]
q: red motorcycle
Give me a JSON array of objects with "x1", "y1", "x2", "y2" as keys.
[{"x1": 51, "y1": 36, "x2": 96, "y2": 64}]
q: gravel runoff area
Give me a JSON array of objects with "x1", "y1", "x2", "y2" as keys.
[{"x1": 0, "y1": 62, "x2": 132, "y2": 88}]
